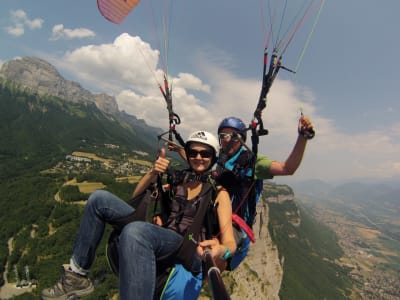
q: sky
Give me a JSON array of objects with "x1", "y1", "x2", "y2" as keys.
[{"x1": 1, "y1": 0, "x2": 399, "y2": 184}]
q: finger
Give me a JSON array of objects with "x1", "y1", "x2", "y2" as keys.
[{"x1": 159, "y1": 148, "x2": 166, "y2": 158}]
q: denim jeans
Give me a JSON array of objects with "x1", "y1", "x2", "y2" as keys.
[
  {"x1": 71, "y1": 190, "x2": 202, "y2": 299},
  {"x1": 118, "y1": 221, "x2": 202, "y2": 300},
  {"x1": 71, "y1": 190, "x2": 135, "y2": 273}
]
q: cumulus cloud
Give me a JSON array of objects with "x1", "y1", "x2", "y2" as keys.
[
  {"x1": 55, "y1": 32, "x2": 400, "y2": 182},
  {"x1": 50, "y1": 24, "x2": 96, "y2": 40},
  {"x1": 57, "y1": 33, "x2": 212, "y2": 137},
  {"x1": 5, "y1": 10, "x2": 43, "y2": 37}
]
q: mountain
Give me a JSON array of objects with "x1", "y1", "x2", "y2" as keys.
[
  {"x1": 0, "y1": 57, "x2": 166, "y2": 177},
  {"x1": 0, "y1": 57, "x2": 118, "y2": 115},
  {"x1": 289, "y1": 179, "x2": 333, "y2": 199}
]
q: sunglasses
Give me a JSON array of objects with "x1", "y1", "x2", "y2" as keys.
[
  {"x1": 187, "y1": 149, "x2": 213, "y2": 158},
  {"x1": 218, "y1": 133, "x2": 239, "y2": 140}
]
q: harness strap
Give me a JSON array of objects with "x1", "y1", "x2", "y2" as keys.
[
  {"x1": 232, "y1": 213, "x2": 255, "y2": 243},
  {"x1": 158, "y1": 182, "x2": 215, "y2": 271}
]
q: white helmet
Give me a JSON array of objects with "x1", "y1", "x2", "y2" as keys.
[
  {"x1": 185, "y1": 131, "x2": 219, "y2": 168},
  {"x1": 185, "y1": 131, "x2": 219, "y2": 154}
]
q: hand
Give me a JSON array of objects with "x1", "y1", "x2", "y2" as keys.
[
  {"x1": 151, "y1": 148, "x2": 170, "y2": 175},
  {"x1": 165, "y1": 140, "x2": 187, "y2": 160},
  {"x1": 298, "y1": 114, "x2": 315, "y2": 140},
  {"x1": 197, "y1": 238, "x2": 224, "y2": 259},
  {"x1": 152, "y1": 215, "x2": 163, "y2": 226}
]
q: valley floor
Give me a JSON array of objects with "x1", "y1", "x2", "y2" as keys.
[{"x1": 298, "y1": 198, "x2": 400, "y2": 300}]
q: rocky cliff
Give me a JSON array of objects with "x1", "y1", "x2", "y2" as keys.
[
  {"x1": 199, "y1": 201, "x2": 284, "y2": 300},
  {"x1": 0, "y1": 57, "x2": 118, "y2": 114},
  {"x1": 229, "y1": 202, "x2": 283, "y2": 300}
]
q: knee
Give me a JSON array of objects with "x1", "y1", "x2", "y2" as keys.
[
  {"x1": 86, "y1": 190, "x2": 109, "y2": 208},
  {"x1": 119, "y1": 221, "x2": 148, "y2": 245}
]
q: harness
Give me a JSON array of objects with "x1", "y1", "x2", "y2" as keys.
[
  {"x1": 217, "y1": 147, "x2": 258, "y2": 228},
  {"x1": 216, "y1": 147, "x2": 262, "y2": 271},
  {"x1": 106, "y1": 169, "x2": 219, "y2": 298}
]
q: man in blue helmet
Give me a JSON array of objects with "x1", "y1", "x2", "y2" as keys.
[
  {"x1": 216, "y1": 114, "x2": 314, "y2": 270},
  {"x1": 168, "y1": 115, "x2": 314, "y2": 270}
]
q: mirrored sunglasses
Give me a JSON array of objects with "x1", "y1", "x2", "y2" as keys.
[{"x1": 218, "y1": 133, "x2": 233, "y2": 140}]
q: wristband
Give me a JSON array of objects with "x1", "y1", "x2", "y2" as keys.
[{"x1": 222, "y1": 246, "x2": 231, "y2": 260}]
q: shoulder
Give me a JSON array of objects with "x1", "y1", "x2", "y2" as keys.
[
  {"x1": 255, "y1": 154, "x2": 274, "y2": 179},
  {"x1": 215, "y1": 185, "x2": 229, "y2": 202},
  {"x1": 216, "y1": 185, "x2": 227, "y2": 194}
]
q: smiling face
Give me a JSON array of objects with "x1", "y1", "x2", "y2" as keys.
[
  {"x1": 218, "y1": 127, "x2": 242, "y2": 157},
  {"x1": 187, "y1": 142, "x2": 214, "y2": 173}
]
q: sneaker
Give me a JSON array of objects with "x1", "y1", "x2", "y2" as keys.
[{"x1": 41, "y1": 264, "x2": 94, "y2": 300}]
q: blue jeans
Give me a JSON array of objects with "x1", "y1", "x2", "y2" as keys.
[
  {"x1": 71, "y1": 190, "x2": 135, "y2": 272},
  {"x1": 71, "y1": 190, "x2": 202, "y2": 300},
  {"x1": 119, "y1": 221, "x2": 184, "y2": 299}
]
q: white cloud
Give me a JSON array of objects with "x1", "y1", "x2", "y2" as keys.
[
  {"x1": 57, "y1": 33, "x2": 213, "y2": 138},
  {"x1": 174, "y1": 73, "x2": 210, "y2": 93},
  {"x1": 5, "y1": 10, "x2": 43, "y2": 37},
  {"x1": 50, "y1": 24, "x2": 96, "y2": 40},
  {"x1": 55, "y1": 32, "x2": 400, "y2": 182}
]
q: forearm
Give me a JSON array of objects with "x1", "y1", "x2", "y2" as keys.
[
  {"x1": 284, "y1": 134, "x2": 307, "y2": 175},
  {"x1": 133, "y1": 148, "x2": 169, "y2": 197},
  {"x1": 132, "y1": 169, "x2": 158, "y2": 197}
]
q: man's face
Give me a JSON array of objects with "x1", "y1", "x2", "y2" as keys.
[{"x1": 218, "y1": 128, "x2": 242, "y2": 157}]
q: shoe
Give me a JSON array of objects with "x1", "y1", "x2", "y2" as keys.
[{"x1": 41, "y1": 264, "x2": 94, "y2": 300}]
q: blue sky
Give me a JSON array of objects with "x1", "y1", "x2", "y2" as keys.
[{"x1": 1, "y1": 1, "x2": 399, "y2": 184}]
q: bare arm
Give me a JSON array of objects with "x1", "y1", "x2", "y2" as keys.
[
  {"x1": 132, "y1": 148, "x2": 170, "y2": 197},
  {"x1": 198, "y1": 187, "x2": 236, "y2": 259},
  {"x1": 166, "y1": 140, "x2": 187, "y2": 161},
  {"x1": 269, "y1": 134, "x2": 307, "y2": 175},
  {"x1": 269, "y1": 114, "x2": 314, "y2": 176}
]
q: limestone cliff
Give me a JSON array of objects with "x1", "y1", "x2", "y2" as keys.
[
  {"x1": 229, "y1": 202, "x2": 283, "y2": 300},
  {"x1": 0, "y1": 57, "x2": 118, "y2": 115},
  {"x1": 199, "y1": 201, "x2": 283, "y2": 300}
]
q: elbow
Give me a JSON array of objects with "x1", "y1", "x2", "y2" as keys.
[
  {"x1": 286, "y1": 168, "x2": 297, "y2": 176},
  {"x1": 283, "y1": 165, "x2": 297, "y2": 176}
]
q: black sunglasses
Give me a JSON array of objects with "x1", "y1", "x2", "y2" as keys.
[{"x1": 187, "y1": 149, "x2": 213, "y2": 158}]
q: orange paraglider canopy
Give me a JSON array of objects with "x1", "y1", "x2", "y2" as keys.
[{"x1": 97, "y1": 0, "x2": 141, "y2": 24}]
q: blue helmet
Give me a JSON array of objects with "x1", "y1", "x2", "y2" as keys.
[{"x1": 218, "y1": 117, "x2": 247, "y2": 141}]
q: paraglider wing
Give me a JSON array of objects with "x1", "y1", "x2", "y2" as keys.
[{"x1": 97, "y1": 0, "x2": 141, "y2": 24}]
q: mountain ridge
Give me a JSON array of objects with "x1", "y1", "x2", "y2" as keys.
[{"x1": 0, "y1": 56, "x2": 119, "y2": 115}]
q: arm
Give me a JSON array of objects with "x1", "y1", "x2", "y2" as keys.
[
  {"x1": 198, "y1": 187, "x2": 236, "y2": 259},
  {"x1": 132, "y1": 148, "x2": 170, "y2": 197},
  {"x1": 164, "y1": 139, "x2": 187, "y2": 161},
  {"x1": 269, "y1": 114, "x2": 314, "y2": 176},
  {"x1": 269, "y1": 134, "x2": 307, "y2": 176}
]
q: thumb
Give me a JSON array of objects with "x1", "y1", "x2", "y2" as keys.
[{"x1": 159, "y1": 148, "x2": 166, "y2": 158}]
